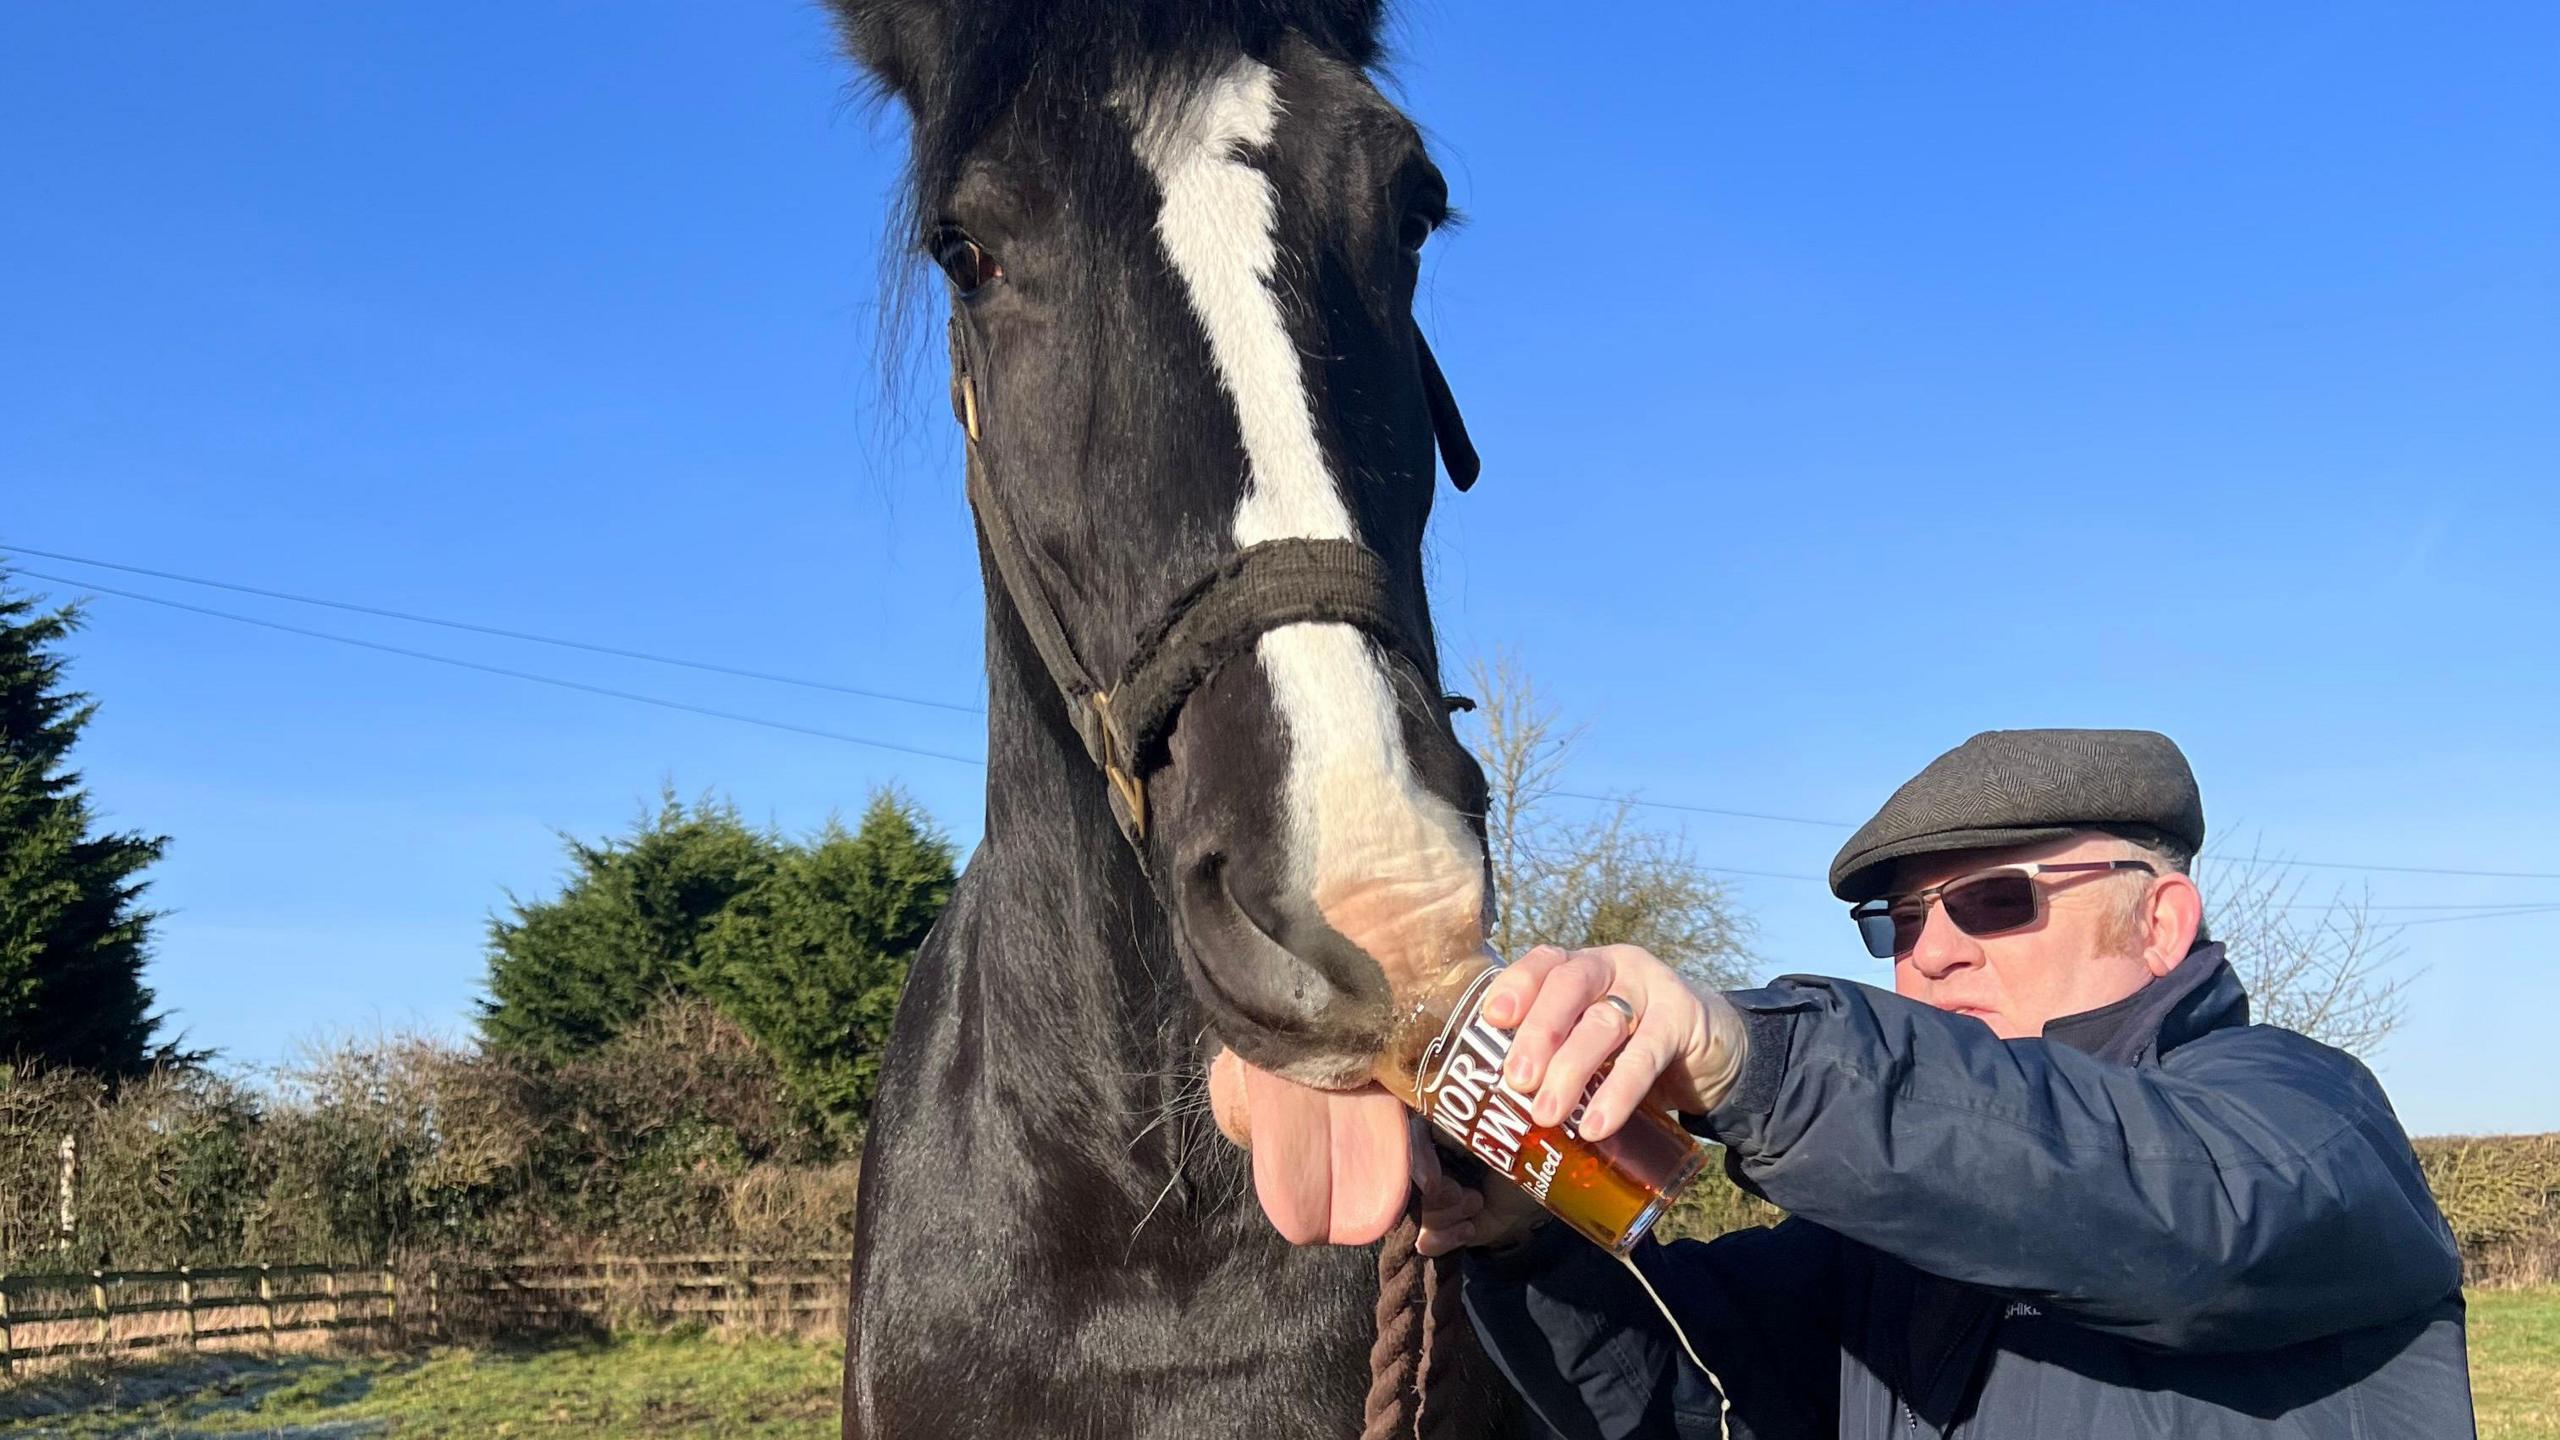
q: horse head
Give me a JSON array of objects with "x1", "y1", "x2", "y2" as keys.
[{"x1": 836, "y1": 0, "x2": 1490, "y2": 1093}]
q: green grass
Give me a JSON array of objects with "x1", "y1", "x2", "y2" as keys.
[
  {"x1": 2475, "y1": 1289, "x2": 2560, "y2": 1440},
  {"x1": 0, "y1": 1291, "x2": 2551, "y2": 1437},
  {"x1": 0, "y1": 1332, "x2": 844, "y2": 1439}
]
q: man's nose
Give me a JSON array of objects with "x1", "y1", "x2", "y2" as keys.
[{"x1": 1902, "y1": 904, "x2": 1979, "y2": 979}]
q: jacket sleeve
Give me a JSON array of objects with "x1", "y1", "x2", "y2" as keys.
[
  {"x1": 1459, "y1": 1211, "x2": 1841, "y2": 1440},
  {"x1": 1696, "y1": 977, "x2": 2460, "y2": 1353}
]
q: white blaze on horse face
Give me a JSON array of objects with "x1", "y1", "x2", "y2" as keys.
[{"x1": 1135, "y1": 58, "x2": 1483, "y2": 1014}]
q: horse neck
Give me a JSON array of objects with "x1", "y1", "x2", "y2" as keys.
[{"x1": 969, "y1": 563, "x2": 1204, "y2": 1164}]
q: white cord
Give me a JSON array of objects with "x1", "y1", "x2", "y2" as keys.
[{"x1": 1617, "y1": 1251, "x2": 1733, "y2": 1428}]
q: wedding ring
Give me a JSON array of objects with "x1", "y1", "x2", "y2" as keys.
[{"x1": 1598, "y1": 993, "x2": 1639, "y2": 1026}]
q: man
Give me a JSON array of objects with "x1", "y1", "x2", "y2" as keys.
[{"x1": 1417, "y1": 728, "x2": 2472, "y2": 1438}]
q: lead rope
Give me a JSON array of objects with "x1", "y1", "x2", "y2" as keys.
[
  {"x1": 1364, "y1": 1214, "x2": 1488, "y2": 1440},
  {"x1": 1417, "y1": 1243, "x2": 1470, "y2": 1439},
  {"x1": 1365, "y1": 1219, "x2": 1735, "y2": 1438},
  {"x1": 1364, "y1": 1216, "x2": 1427, "y2": 1440}
]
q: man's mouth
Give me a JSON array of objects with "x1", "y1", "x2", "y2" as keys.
[{"x1": 1209, "y1": 1046, "x2": 1414, "y2": 1245}]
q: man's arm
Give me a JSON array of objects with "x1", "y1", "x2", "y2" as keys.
[
  {"x1": 1700, "y1": 977, "x2": 2459, "y2": 1353},
  {"x1": 1460, "y1": 1212, "x2": 1841, "y2": 1440}
]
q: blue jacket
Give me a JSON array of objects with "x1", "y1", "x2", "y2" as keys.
[{"x1": 1460, "y1": 947, "x2": 2473, "y2": 1438}]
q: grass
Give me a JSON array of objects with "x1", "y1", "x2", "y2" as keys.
[
  {"x1": 2475, "y1": 1289, "x2": 2560, "y2": 1440},
  {"x1": 0, "y1": 1291, "x2": 2551, "y2": 1437},
  {"x1": 0, "y1": 1331, "x2": 844, "y2": 1439}
]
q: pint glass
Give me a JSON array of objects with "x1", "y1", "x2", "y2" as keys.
[{"x1": 1376, "y1": 950, "x2": 1710, "y2": 1256}]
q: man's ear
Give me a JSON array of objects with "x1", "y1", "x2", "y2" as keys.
[
  {"x1": 2142, "y1": 872, "x2": 2204, "y2": 976},
  {"x1": 826, "y1": 0, "x2": 948, "y2": 109}
]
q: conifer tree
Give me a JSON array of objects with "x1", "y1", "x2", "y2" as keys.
[
  {"x1": 479, "y1": 787, "x2": 956, "y2": 1135},
  {"x1": 478, "y1": 791, "x2": 785, "y2": 1061},
  {"x1": 0, "y1": 576, "x2": 167, "y2": 1075},
  {"x1": 701, "y1": 790, "x2": 955, "y2": 1136}
]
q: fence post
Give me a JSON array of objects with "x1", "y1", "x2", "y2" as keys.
[
  {"x1": 56, "y1": 1134, "x2": 77, "y2": 1258},
  {"x1": 325, "y1": 1267, "x2": 341, "y2": 1329},
  {"x1": 384, "y1": 1265, "x2": 397, "y2": 1336},
  {"x1": 259, "y1": 1264, "x2": 276, "y2": 1353},
  {"x1": 427, "y1": 1266, "x2": 442, "y2": 1341},
  {"x1": 180, "y1": 1266, "x2": 198, "y2": 1349},
  {"x1": 1, "y1": 1282, "x2": 15, "y2": 1376},
  {"x1": 91, "y1": 1270, "x2": 110, "y2": 1350}
]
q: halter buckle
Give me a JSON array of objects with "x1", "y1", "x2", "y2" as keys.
[
  {"x1": 947, "y1": 310, "x2": 982, "y2": 443},
  {"x1": 1091, "y1": 691, "x2": 1148, "y2": 843}
]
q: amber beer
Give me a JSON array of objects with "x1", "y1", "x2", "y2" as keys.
[{"x1": 1378, "y1": 951, "x2": 1709, "y2": 1256}]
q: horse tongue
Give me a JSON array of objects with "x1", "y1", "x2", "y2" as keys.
[{"x1": 1220, "y1": 1051, "x2": 1413, "y2": 1247}]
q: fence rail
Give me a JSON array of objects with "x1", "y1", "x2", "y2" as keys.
[
  {"x1": 0, "y1": 1253, "x2": 849, "y2": 1375},
  {"x1": 0, "y1": 1262, "x2": 393, "y2": 1373}
]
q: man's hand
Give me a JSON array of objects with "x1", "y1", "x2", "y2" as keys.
[
  {"x1": 1414, "y1": 1132, "x2": 1547, "y2": 1257},
  {"x1": 1485, "y1": 944, "x2": 1749, "y2": 1142},
  {"x1": 1205, "y1": 942, "x2": 1748, "y2": 1251},
  {"x1": 1417, "y1": 943, "x2": 1747, "y2": 1258}
]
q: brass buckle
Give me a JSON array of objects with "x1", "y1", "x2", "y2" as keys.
[{"x1": 1091, "y1": 691, "x2": 1147, "y2": 842}]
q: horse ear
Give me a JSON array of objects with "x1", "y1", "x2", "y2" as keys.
[{"x1": 827, "y1": 0, "x2": 949, "y2": 107}]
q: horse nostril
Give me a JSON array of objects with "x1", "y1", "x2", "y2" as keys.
[
  {"x1": 1203, "y1": 851, "x2": 1294, "y2": 954},
  {"x1": 1172, "y1": 842, "x2": 1393, "y2": 1057}
]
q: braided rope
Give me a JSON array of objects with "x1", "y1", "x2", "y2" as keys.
[
  {"x1": 1415, "y1": 1244, "x2": 1475, "y2": 1439},
  {"x1": 1363, "y1": 1215, "x2": 1428, "y2": 1440}
]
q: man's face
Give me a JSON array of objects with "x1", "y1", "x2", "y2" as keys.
[{"x1": 1883, "y1": 833, "x2": 2167, "y2": 1039}]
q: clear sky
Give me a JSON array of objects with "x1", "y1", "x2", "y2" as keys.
[{"x1": 4, "y1": 4, "x2": 2552, "y2": 1133}]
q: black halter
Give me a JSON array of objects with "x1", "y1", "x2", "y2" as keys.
[{"x1": 948, "y1": 309, "x2": 1479, "y2": 847}]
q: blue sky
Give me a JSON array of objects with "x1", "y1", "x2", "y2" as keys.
[{"x1": 4, "y1": 3, "x2": 2552, "y2": 1133}]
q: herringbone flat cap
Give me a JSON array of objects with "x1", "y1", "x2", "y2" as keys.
[{"x1": 1829, "y1": 729, "x2": 2205, "y2": 902}]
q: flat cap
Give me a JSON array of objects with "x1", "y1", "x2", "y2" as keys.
[{"x1": 1829, "y1": 729, "x2": 2205, "y2": 902}]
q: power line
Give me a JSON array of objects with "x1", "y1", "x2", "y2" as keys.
[
  {"x1": 2383, "y1": 904, "x2": 2560, "y2": 930},
  {"x1": 2219, "y1": 856, "x2": 2560, "y2": 882},
  {"x1": 1556, "y1": 794, "x2": 2560, "y2": 882},
  {"x1": 14, "y1": 569, "x2": 987, "y2": 768},
  {"x1": 16, "y1": 550, "x2": 2556, "y2": 886},
  {"x1": 0, "y1": 541, "x2": 984, "y2": 716},
  {"x1": 2282, "y1": 901, "x2": 2560, "y2": 913},
  {"x1": 1551, "y1": 790, "x2": 1850, "y2": 830},
  {"x1": 1696, "y1": 865, "x2": 1827, "y2": 885}
]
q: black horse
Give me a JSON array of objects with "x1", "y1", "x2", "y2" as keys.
[{"x1": 829, "y1": 4, "x2": 1530, "y2": 1434}]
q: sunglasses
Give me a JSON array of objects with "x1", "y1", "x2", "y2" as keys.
[{"x1": 1850, "y1": 859, "x2": 2156, "y2": 960}]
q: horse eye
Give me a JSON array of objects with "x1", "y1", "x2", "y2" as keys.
[
  {"x1": 1398, "y1": 211, "x2": 1434, "y2": 254},
  {"x1": 933, "y1": 230, "x2": 1003, "y2": 297}
]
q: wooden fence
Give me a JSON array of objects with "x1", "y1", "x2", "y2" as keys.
[
  {"x1": 428, "y1": 1253, "x2": 850, "y2": 1341},
  {"x1": 0, "y1": 1263, "x2": 394, "y2": 1374},
  {"x1": 0, "y1": 1253, "x2": 849, "y2": 1374}
]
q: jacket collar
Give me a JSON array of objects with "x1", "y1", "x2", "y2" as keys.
[{"x1": 2039, "y1": 942, "x2": 2248, "y2": 1066}]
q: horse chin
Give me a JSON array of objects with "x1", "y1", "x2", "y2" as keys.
[{"x1": 1242, "y1": 1049, "x2": 1377, "y2": 1092}]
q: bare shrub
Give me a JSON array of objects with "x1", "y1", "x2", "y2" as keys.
[
  {"x1": 77, "y1": 1069, "x2": 265, "y2": 1269},
  {"x1": 2416, "y1": 1134, "x2": 2560, "y2": 1289},
  {"x1": 2199, "y1": 845, "x2": 2412, "y2": 1058},
  {"x1": 1465, "y1": 652, "x2": 1754, "y2": 989},
  {"x1": 721, "y1": 1159, "x2": 863, "y2": 1256},
  {"x1": 1655, "y1": 1160, "x2": 1784, "y2": 1245},
  {"x1": 1, "y1": 997, "x2": 865, "y2": 1272}
]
